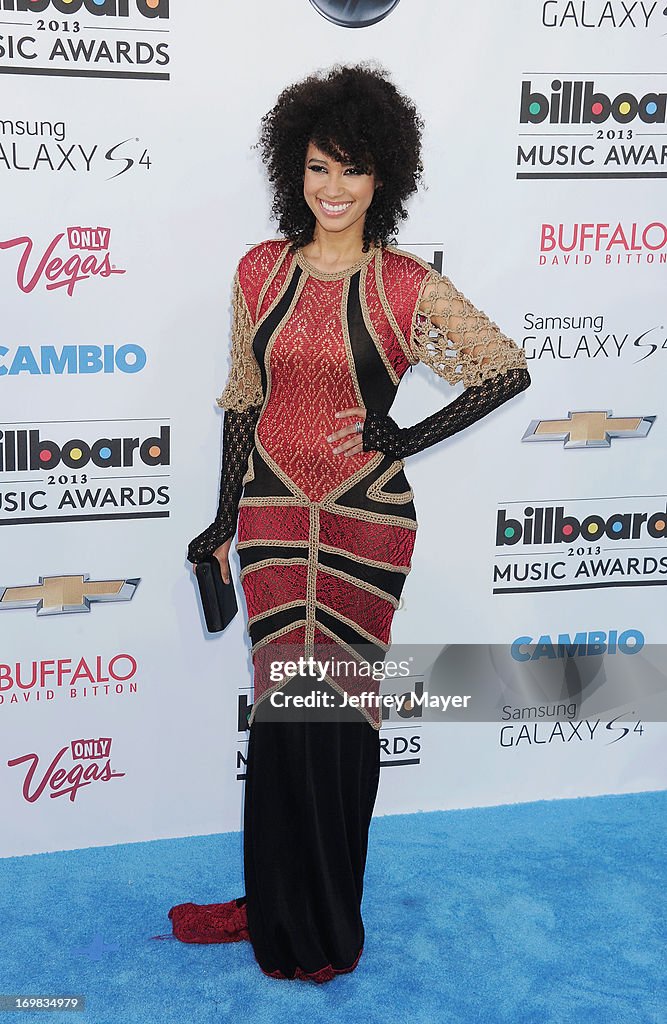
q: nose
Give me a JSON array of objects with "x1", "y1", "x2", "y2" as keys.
[{"x1": 322, "y1": 171, "x2": 346, "y2": 198}]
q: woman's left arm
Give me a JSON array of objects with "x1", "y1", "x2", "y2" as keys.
[{"x1": 362, "y1": 270, "x2": 531, "y2": 459}]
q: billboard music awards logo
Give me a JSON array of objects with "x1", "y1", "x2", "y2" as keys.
[
  {"x1": 0, "y1": 418, "x2": 170, "y2": 524},
  {"x1": 0, "y1": 116, "x2": 152, "y2": 178},
  {"x1": 0, "y1": 651, "x2": 139, "y2": 706},
  {"x1": 493, "y1": 497, "x2": 667, "y2": 594},
  {"x1": 517, "y1": 76, "x2": 667, "y2": 178},
  {"x1": 522, "y1": 311, "x2": 667, "y2": 362},
  {"x1": 0, "y1": 226, "x2": 125, "y2": 296},
  {"x1": 7, "y1": 736, "x2": 125, "y2": 803},
  {"x1": 0, "y1": 0, "x2": 169, "y2": 81},
  {"x1": 537, "y1": 220, "x2": 667, "y2": 266}
]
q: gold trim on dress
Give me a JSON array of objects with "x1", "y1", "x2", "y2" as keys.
[
  {"x1": 366, "y1": 460, "x2": 414, "y2": 505},
  {"x1": 239, "y1": 556, "x2": 309, "y2": 583},
  {"x1": 241, "y1": 450, "x2": 255, "y2": 486},
  {"x1": 295, "y1": 245, "x2": 378, "y2": 281},
  {"x1": 315, "y1": 562, "x2": 400, "y2": 609},
  {"x1": 318, "y1": 541, "x2": 412, "y2": 574},
  {"x1": 247, "y1": 599, "x2": 306, "y2": 630},
  {"x1": 373, "y1": 248, "x2": 419, "y2": 367},
  {"x1": 359, "y1": 262, "x2": 400, "y2": 386},
  {"x1": 340, "y1": 276, "x2": 365, "y2": 408}
]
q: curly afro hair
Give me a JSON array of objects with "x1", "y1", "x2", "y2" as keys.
[{"x1": 257, "y1": 62, "x2": 424, "y2": 252}]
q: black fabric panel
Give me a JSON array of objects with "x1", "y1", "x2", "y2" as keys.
[
  {"x1": 238, "y1": 544, "x2": 308, "y2": 570},
  {"x1": 329, "y1": 453, "x2": 417, "y2": 521},
  {"x1": 252, "y1": 262, "x2": 302, "y2": 397},
  {"x1": 317, "y1": 548, "x2": 407, "y2": 601},
  {"x1": 378, "y1": 469, "x2": 413, "y2": 493},
  {"x1": 244, "y1": 675, "x2": 380, "y2": 977},
  {"x1": 242, "y1": 446, "x2": 295, "y2": 499},
  {"x1": 248, "y1": 605, "x2": 306, "y2": 647},
  {"x1": 346, "y1": 272, "x2": 397, "y2": 415},
  {"x1": 314, "y1": 605, "x2": 387, "y2": 659}
]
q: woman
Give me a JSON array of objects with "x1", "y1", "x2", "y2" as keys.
[{"x1": 167, "y1": 63, "x2": 531, "y2": 982}]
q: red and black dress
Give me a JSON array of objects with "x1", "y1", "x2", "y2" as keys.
[{"x1": 170, "y1": 239, "x2": 530, "y2": 982}]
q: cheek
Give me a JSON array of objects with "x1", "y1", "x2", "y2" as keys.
[{"x1": 361, "y1": 183, "x2": 376, "y2": 207}]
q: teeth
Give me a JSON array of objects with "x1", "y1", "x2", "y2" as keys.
[{"x1": 320, "y1": 200, "x2": 352, "y2": 213}]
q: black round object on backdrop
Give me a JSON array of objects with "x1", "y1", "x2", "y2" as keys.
[{"x1": 308, "y1": 0, "x2": 401, "y2": 29}]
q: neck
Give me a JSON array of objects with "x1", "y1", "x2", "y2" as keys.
[{"x1": 306, "y1": 222, "x2": 369, "y2": 265}]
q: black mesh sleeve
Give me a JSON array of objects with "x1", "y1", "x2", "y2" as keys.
[
  {"x1": 361, "y1": 367, "x2": 531, "y2": 460},
  {"x1": 187, "y1": 404, "x2": 262, "y2": 563}
]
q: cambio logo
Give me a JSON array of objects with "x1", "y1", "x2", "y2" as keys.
[
  {"x1": 0, "y1": 0, "x2": 168, "y2": 17},
  {"x1": 520, "y1": 80, "x2": 666, "y2": 124},
  {"x1": 511, "y1": 629, "x2": 645, "y2": 660},
  {"x1": 0, "y1": 344, "x2": 146, "y2": 375}
]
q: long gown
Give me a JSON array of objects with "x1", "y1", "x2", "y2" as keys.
[{"x1": 173, "y1": 239, "x2": 530, "y2": 982}]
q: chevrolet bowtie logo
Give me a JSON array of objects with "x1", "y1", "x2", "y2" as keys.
[
  {"x1": 0, "y1": 575, "x2": 140, "y2": 615},
  {"x1": 522, "y1": 411, "x2": 656, "y2": 448}
]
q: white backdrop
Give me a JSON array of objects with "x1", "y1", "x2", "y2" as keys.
[{"x1": 1, "y1": 0, "x2": 665, "y2": 856}]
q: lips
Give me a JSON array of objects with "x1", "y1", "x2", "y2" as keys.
[{"x1": 318, "y1": 198, "x2": 353, "y2": 216}]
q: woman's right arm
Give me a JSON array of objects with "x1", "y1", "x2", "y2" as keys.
[
  {"x1": 186, "y1": 404, "x2": 262, "y2": 569},
  {"x1": 187, "y1": 268, "x2": 264, "y2": 575}
]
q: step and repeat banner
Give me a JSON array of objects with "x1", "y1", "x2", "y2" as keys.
[{"x1": 1, "y1": 0, "x2": 665, "y2": 856}]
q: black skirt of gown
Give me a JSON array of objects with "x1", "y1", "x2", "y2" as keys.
[{"x1": 242, "y1": 672, "x2": 381, "y2": 980}]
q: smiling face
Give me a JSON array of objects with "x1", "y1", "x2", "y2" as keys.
[{"x1": 303, "y1": 141, "x2": 378, "y2": 240}]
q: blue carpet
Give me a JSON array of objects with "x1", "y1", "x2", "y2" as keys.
[{"x1": 1, "y1": 790, "x2": 665, "y2": 1024}]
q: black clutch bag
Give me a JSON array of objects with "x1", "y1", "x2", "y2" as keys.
[{"x1": 194, "y1": 556, "x2": 238, "y2": 633}]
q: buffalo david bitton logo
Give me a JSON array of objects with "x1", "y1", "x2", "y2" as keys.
[
  {"x1": 0, "y1": 574, "x2": 139, "y2": 615},
  {"x1": 522, "y1": 409, "x2": 656, "y2": 448}
]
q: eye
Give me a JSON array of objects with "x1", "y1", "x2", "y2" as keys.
[
  {"x1": 344, "y1": 167, "x2": 364, "y2": 175},
  {"x1": 308, "y1": 164, "x2": 327, "y2": 173}
]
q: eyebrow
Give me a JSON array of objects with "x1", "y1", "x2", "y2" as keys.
[{"x1": 307, "y1": 156, "x2": 356, "y2": 167}]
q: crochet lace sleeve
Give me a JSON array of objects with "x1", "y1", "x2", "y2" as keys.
[
  {"x1": 409, "y1": 269, "x2": 528, "y2": 386},
  {"x1": 215, "y1": 269, "x2": 264, "y2": 413},
  {"x1": 186, "y1": 405, "x2": 261, "y2": 563},
  {"x1": 187, "y1": 270, "x2": 264, "y2": 563},
  {"x1": 362, "y1": 271, "x2": 531, "y2": 460}
]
